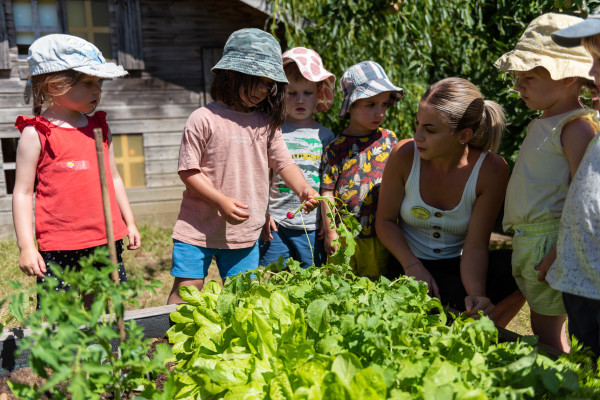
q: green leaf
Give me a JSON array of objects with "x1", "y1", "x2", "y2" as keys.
[
  {"x1": 178, "y1": 285, "x2": 205, "y2": 306},
  {"x1": 331, "y1": 353, "x2": 362, "y2": 387},
  {"x1": 306, "y1": 299, "x2": 330, "y2": 334}
]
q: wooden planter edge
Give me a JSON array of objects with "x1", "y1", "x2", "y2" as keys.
[{"x1": 0, "y1": 304, "x2": 178, "y2": 378}]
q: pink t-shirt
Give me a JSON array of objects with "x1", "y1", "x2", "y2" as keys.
[{"x1": 173, "y1": 102, "x2": 294, "y2": 249}]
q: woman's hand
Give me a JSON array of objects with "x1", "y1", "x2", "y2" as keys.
[
  {"x1": 464, "y1": 295, "x2": 495, "y2": 320},
  {"x1": 404, "y1": 262, "x2": 440, "y2": 299}
]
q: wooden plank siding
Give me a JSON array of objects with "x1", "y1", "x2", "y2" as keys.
[{"x1": 0, "y1": 0, "x2": 277, "y2": 239}]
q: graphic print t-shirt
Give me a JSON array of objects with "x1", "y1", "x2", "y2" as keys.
[
  {"x1": 267, "y1": 121, "x2": 335, "y2": 230},
  {"x1": 321, "y1": 128, "x2": 397, "y2": 238}
]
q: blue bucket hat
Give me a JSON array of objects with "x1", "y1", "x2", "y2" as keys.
[
  {"x1": 28, "y1": 34, "x2": 127, "y2": 78},
  {"x1": 212, "y1": 28, "x2": 288, "y2": 83},
  {"x1": 339, "y1": 61, "x2": 403, "y2": 119},
  {"x1": 552, "y1": 9, "x2": 600, "y2": 47}
]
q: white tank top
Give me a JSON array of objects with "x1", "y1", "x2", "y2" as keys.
[{"x1": 399, "y1": 143, "x2": 488, "y2": 260}]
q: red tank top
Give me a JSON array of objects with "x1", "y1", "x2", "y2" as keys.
[{"x1": 15, "y1": 112, "x2": 129, "y2": 251}]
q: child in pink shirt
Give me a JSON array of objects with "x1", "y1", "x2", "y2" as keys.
[{"x1": 167, "y1": 29, "x2": 319, "y2": 304}]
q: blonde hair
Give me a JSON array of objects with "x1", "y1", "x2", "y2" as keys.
[
  {"x1": 30, "y1": 70, "x2": 86, "y2": 116},
  {"x1": 420, "y1": 77, "x2": 506, "y2": 152},
  {"x1": 583, "y1": 35, "x2": 600, "y2": 59}
]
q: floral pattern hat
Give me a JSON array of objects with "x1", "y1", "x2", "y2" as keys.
[
  {"x1": 282, "y1": 47, "x2": 336, "y2": 112},
  {"x1": 494, "y1": 13, "x2": 593, "y2": 80}
]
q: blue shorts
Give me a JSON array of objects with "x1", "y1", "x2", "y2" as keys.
[
  {"x1": 171, "y1": 239, "x2": 259, "y2": 279},
  {"x1": 259, "y1": 226, "x2": 326, "y2": 268}
]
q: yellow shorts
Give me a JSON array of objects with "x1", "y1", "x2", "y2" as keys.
[
  {"x1": 512, "y1": 219, "x2": 565, "y2": 316},
  {"x1": 349, "y1": 236, "x2": 391, "y2": 280}
]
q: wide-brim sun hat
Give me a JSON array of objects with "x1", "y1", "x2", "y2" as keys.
[
  {"x1": 212, "y1": 28, "x2": 288, "y2": 83},
  {"x1": 552, "y1": 9, "x2": 600, "y2": 47},
  {"x1": 494, "y1": 13, "x2": 593, "y2": 80},
  {"x1": 282, "y1": 47, "x2": 335, "y2": 112},
  {"x1": 339, "y1": 61, "x2": 403, "y2": 119},
  {"x1": 28, "y1": 34, "x2": 127, "y2": 78}
]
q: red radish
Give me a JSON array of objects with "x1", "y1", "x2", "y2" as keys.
[{"x1": 286, "y1": 212, "x2": 294, "y2": 219}]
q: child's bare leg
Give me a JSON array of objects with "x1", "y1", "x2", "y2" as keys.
[
  {"x1": 167, "y1": 277, "x2": 205, "y2": 304},
  {"x1": 493, "y1": 289, "x2": 526, "y2": 328},
  {"x1": 531, "y1": 310, "x2": 569, "y2": 352}
]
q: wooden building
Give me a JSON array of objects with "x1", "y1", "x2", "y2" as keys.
[{"x1": 0, "y1": 0, "x2": 279, "y2": 239}]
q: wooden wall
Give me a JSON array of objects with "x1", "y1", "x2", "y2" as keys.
[{"x1": 0, "y1": 0, "x2": 276, "y2": 239}]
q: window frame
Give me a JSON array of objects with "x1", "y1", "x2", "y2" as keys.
[{"x1": 0, "y1": 0, "x2": 144, "y2": 75}]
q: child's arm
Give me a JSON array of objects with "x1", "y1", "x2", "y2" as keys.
[
  {"x1": 12, "y1": 126, "x2": 46, "y2": 278},
  {"x1": 179, "y1": 169, "x2": 250, "y2": 225},
  {"x1": 107, "y1": 128, "x2": 140, "y2": 250},
  {"x1": 320, "y1": 188, "x2": 338, "y2": 255},
  {"x1": 278, "y1": 164, "x2": 319, "y2": 213},
  {"x1": 461, "y1": 153, "x2": 509, "y2": 317},
  {"x1": 536, "y1": 118, "x2": 596, "y2": 281},
  {"x1": 376, "y1": 140, "x2": 440, "y2": 299},
  {"x1": 562, "y1": 117, "x2": 596, "y2": 180}
]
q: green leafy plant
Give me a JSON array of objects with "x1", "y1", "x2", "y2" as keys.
[{"x1": 4, "y1": 247, "x2": 174, "y2": 400}]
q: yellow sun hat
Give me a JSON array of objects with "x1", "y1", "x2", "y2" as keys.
[{"x1": 494, "y1": 13, "x2": 593, "y2": 81}]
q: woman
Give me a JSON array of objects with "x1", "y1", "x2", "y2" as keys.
[{"x1": 376, "y1": 78, "x2": 524, "y2": 327}]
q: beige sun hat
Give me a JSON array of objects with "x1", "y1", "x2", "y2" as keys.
[{"x1": 494, "y1": 13, "x2": 593, "y2": 80}]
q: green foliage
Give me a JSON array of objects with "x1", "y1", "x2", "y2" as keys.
[
  {"x1": 4, "y1": 247, "x2": 173, "y2": 400},
  {"x1": 167, "y1": 261, "x2": 600, "y2": 399},
  {"x1": 269, "y1": 0, "x2": 599, "y2": 167}
]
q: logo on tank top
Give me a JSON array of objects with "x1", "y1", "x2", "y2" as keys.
[{"x1": 410, "y1": 206, "x2": 430, "y2": 219}]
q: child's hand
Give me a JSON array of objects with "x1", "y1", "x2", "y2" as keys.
[
  {"x1": 261, "y1": 216, "x2": 277, "y2": 241},
  {"x1": 218, "y1": 196, "x2": 250, "y2": 225},
  {"x1": 127, "y1": 223, "x2": 141, "y2": 250},
  {"x1": 19, "y1": 248, "x2": 47, "y2": 279},
  {"x1": 464, "y1": 296, "x2": 495, "y2": 320},
  {"x1": 534, "y1": 247, "x2": 556, "y2": 283},
  {"x1": 299, "y1": 188, "x2": 320, "y2": 213}
]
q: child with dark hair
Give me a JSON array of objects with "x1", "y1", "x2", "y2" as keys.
[{"x1": 168, "y1": 29, "x2": 319, "y2": 304}]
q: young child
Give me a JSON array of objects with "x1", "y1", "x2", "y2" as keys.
[
  {"x1": 544, "y1": 11, "x2": 600, "y2": 357},
  {"x1": 494, "y1": 13, "x2": 598, "y2": 351},
  {"x1": 13, "y1": 34, "x2": 140, "y2": 297},
  {"x1": 321, "y1": 60, "x2": 402, "y2": 280},
  {"x1": 259, "y1": 47, "x2": 335, "y2": 269},
  {"x1": 168, "y1": 29, "x2": 319, "y2": 304}
]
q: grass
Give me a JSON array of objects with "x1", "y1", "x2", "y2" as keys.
[{"x1": 1, "y1": 225, "x2": 532, "y2": 336}]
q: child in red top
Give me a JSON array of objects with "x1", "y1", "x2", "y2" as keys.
[{"x1": 13, "y1": 34, "x2": 140, "y2": 298}]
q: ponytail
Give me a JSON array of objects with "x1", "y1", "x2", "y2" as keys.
[{"x1": 421, "y1": 77, "x2": 506, "y2": 152}]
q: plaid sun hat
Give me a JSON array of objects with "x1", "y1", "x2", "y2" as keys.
[
  {"x1": 282, "y1": 47, "x2": 335, "y2": 112},
  {"x1": 339, "y1": 61, "x2": 403, "y2": 119},
  {"x1": 552, "y1": 8, "x2": 600, "y2": 47},
  {"x1": 494, "y1": 13, "x2": 593, "y2": 80},
  {"x1": 212, "y1": 28, "x2": 288, "y2": 83},
  {"x1": 28, "y1": 34, "x2": 127, "y2": 78}
]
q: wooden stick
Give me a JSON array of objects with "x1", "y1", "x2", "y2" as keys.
[{"x1": 93, "y1": 127, "x2": 126, "y2": 342}]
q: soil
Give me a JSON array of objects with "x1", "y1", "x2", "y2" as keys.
[{"x1": 0, "y1": 338, "x2": 174, "y2": 399}]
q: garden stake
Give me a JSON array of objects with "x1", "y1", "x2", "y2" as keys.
[{"x1": 93, "y1": 127, "x2": 126, "y2": 343}]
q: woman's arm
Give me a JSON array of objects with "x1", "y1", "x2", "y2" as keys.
[
  {"x1": 107, "y1": 128, "x2": 141, "y2": 250},
  {"x1": 461, "y1": 153, "x2": 509, "y2": 316},
  {"x1": 376, "y1": 139, "x2": 440, "y2": 298},
  {"x1": 12, "y1": 126, "x2": 46, "y2": 277}
]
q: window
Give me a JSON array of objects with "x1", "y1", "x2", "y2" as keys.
[
  {"x1": 65, "y1": 0, "x2": 112, "y2": 59},
  {"x1": 6, "y1": 0, "x2": 144, "y2": 70},
  {"x1": 113, "y1": 134, "x2": 145, "y2": 188},
  {"x1": 12, "y1": 0, "x2": 61, "y2": 55}
]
